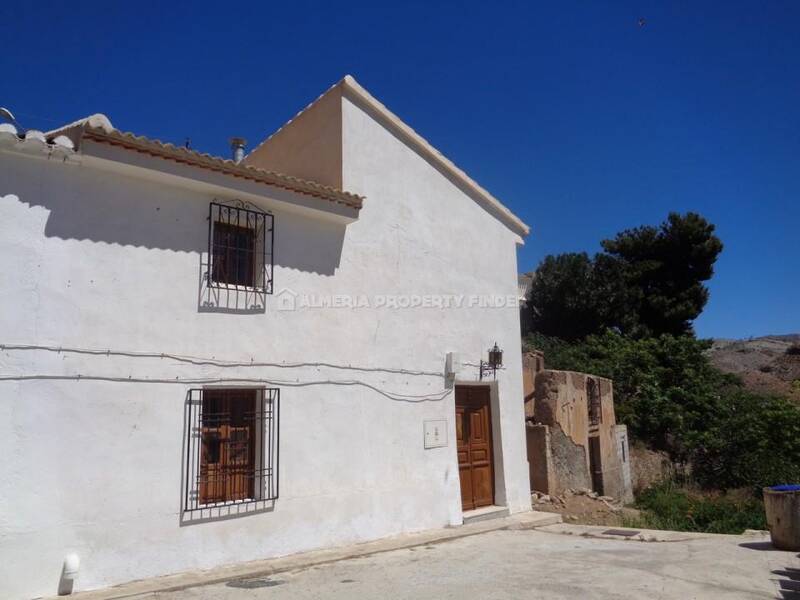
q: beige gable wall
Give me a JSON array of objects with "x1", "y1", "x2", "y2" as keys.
[
  {"x1": 245, "y1": 76, "x2": 528, "y2": 240},
  {"x1": 244, "y1": 87, "x2": 343, "y2": 189}
]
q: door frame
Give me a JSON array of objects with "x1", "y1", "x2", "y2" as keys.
[
  {"x1": 453, "y1": 381, "x2": 505, "y2": 513},
  {"x1": 455, "y1": 384, "x2": 495, "y2": 510}
]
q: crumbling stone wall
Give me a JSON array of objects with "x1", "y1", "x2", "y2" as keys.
[
  {"x1": 526, "y1": 422, "x2": 592, "y2": 496},
  {"x1": 526, "y1": 424, "x2": 553, "y2": 493},
  {"x1": 533, "y1": 369, "x2": 592, "y2": 473},
  {"x1": 614, "y1": 425, "x2": 634, "y2": 504},
  {"x1": 522, "y1": 351, "x2": 544, "y2": 419},
  {"x1": 524, "y1": 364, "x2": 633, "y2": 502},
  {"x1": 549, "y1": 424, "x2": 591, "y2": 494}
]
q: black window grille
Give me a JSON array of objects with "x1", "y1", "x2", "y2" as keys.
[
  {"x1": 208, "y1": 201, "x2": 273, "y2": 293},
  {"x1": 184, "y1": 387, "x2": 279, "y2": 512}
]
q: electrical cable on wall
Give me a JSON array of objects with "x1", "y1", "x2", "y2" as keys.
[
  {"x1": 0, "y1": 374, "x2": 453, "y2": 402},
  {"x1": 0, "y1": 342, "x2": 459, "y2": 402},
  {"x1": 0, "y1": 343, "x2": 444, "y2": 377}
]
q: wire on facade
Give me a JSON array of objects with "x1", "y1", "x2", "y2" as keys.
[
  {"x1": 0, "y1": 343, "x2": 443, "y2": 377},
  {"x1": 0, "y1": 373, "x2": 453, "y2": 403}
]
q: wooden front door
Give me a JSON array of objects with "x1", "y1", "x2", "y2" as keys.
[{"x1": 456, "y1": 386, "x2": 494, "y2": 510}]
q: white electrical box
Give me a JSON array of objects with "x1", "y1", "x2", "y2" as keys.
[{"x1": 424, "y1": 419, "x2": 448, "y2": 449}]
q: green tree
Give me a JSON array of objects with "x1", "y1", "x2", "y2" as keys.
[
  {"x1": 524, "y1": 212, "x2": 723, "y2": 340},
  {"x1": 602, "y1": 212, "x2": 723, "y2": 337},
  {"x1": 526, "y1": 253, "x2": 602, "y2": 341},
  {"x1": 522, "y1": 212, "x2": 800, "y2": 492}
]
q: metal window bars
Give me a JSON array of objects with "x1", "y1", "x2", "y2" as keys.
[
  {"x1": 184, "y1": 387, "x2": 280, "y2": 512},
  {"x1": 207, "y1": 200, "x2": 274, "y2": 294}
]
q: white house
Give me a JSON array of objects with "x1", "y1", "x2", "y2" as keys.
[{"x1": 0, "y1": 76, "x2": 531, "y2": 599}]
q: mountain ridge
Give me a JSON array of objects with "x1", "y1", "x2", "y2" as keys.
[{"x1": 708, "y1": 334, "x2": 800, "y2": 402}]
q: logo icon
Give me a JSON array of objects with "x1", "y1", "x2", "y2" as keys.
[{"x1": 275, "y1": 288, "x2": 298, "y2": 312}]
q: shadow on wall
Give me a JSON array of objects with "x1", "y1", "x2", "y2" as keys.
[
  {"x1": 2, "y1": 159, "x2": 347, "y2": 277},
  {"x1": 197, "y1": 255, "x2": 269, "y2": 315}
]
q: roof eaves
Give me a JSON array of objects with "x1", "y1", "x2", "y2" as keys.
[
  {"x1": 0, "y1": 123, "x2": 76, "y2": 155},
  {"x1": 46, "y1": 116, "x2": 364, "y2": 210}
]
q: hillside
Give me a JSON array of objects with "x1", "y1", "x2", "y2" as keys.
[{"x1": 708, "y1": 334, "x2": 800, "y2": 402}]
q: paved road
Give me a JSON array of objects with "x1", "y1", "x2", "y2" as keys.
[{"x1": 143, "y1": 527, "x2": 799, "y2": 599}]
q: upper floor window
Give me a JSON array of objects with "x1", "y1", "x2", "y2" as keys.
[{"x1": 208, "y1": 201, "x2": 274, "y2": 293}]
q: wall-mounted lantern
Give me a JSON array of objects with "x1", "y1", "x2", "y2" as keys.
[{"x1": 479, "y1": 342, "x2": 503, "y2": 380}]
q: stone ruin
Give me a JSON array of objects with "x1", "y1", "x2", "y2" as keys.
[{"x1": 523, "y1": 351, "x2": 634, "y2": 504}]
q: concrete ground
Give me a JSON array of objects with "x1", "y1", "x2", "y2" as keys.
[{"x1": 132, "y1": 525, "x2": 800, "y2": 600}]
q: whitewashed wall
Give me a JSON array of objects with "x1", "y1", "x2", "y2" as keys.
[
  {"x1": 0, "y1": 107, "x2": 528, "y2": 599},
  {"x1": 340, "y1": 94, "x2": 530, "y2": 512}
]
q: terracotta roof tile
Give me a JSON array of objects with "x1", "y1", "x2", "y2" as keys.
[{"x1": 46, "y1": 115, "x2": 363, "y2": 210}]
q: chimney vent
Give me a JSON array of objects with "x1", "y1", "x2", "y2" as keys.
[{"x1": 229, "y1": 137, "x2": 247, "y2": 163}]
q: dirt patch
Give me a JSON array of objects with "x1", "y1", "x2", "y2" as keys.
[{"x1": 532, "y1": 489, "x2": 641, "y2": 527}]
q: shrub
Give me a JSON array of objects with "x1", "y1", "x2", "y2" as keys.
[
  {"x1": 786, "y1": 344, "x2": 800, "y2": 356},
  {"x1": 690, "y1": 390, "x2": 800, "y2": 489},
  {"x1": 629, "y1": 482, "x2": 767, "y2": 534}
]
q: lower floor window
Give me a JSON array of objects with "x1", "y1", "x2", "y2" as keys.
[{"x1": 184, "y1": 387, "x2": 279, "y2": 511}]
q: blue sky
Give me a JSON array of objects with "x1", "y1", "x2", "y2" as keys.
[{"x1": 2, "y1": 1, "x2": 798, "y2": 339}]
